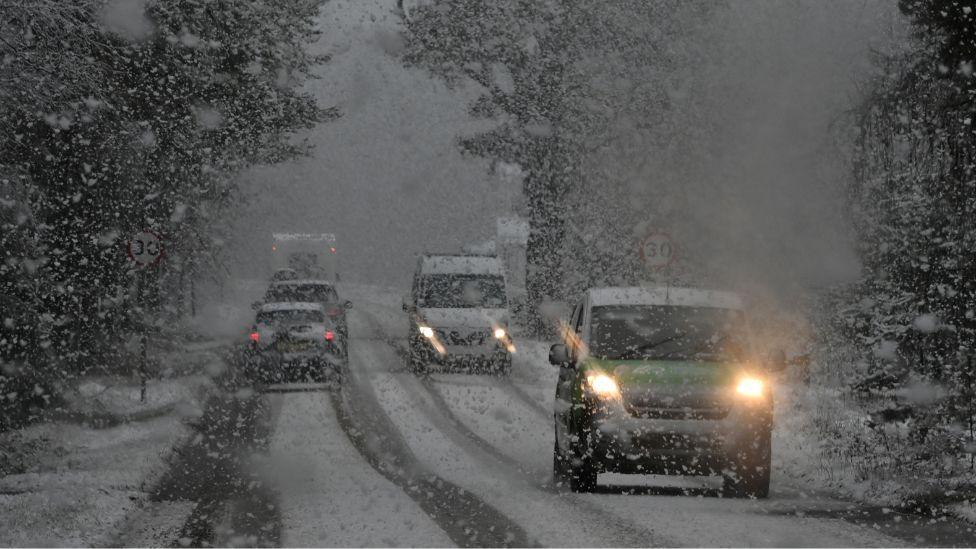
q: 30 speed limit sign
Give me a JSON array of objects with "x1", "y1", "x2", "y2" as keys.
[
  {"x1": 639, "y1": 232, "x2": 676, "y2": 271},
  {"x1": 127, "y1": 230, "x2": 164, "y2": 267}
]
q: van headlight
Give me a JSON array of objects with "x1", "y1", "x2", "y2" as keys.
[
  {"x1": 585, "y1": 373, "x2": 620, "y2": 399},
  {"x1": 418, "y1": 325, "x2": 434, "y2": 339},
  {"x1": 493, "y1": 327, "x2": 507, "y2": 339},
  {"x1": 736, "y1": 376, "x2": 765, "y2": 398}
]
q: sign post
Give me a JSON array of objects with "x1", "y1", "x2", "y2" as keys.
[
  {"x1": 639, "y1": 231, "x2": 676, "y2": 272},
  {"x1": 127, "y1": 230, "x2": 164, "y2": 402}
]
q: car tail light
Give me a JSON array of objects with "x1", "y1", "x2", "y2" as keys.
[
  {"x1": 325, "y1": 331, "x2": 335, "y2": 341},
  {"x1": 250, "y1": 332, "x2": 260, "y2": 342}
]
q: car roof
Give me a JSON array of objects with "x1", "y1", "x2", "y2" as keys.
[
  {"x1": 586, "y1": 286, "x2": 744, "y2": 310},
  {"x1": 259, "y1": 301, "x2": 325, "y2": 312},
  {"x1": 269, "y1": 279, "x2": 335, "y2": 287},
  {"x1": 420, "y1": 255, "x2": 504, "y2": 275}
]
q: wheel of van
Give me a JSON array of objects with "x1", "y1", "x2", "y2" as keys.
[
  {"x1": 408, "y1": 343, "x2": 428, "y2": 375},
  {"x1": 552, "y1": 438, "x2": 569, "y2": 486},
  {"x1": 568, "y1": 425, "x2": 598, "y2": 493},
  {"x1": 569, "y1": 455, "x2": 598, "y2": 493},
  {"x1": 495, "y1": 356, "x2": 512, "y2": 376},
  {"x1": 722, "y1": 427, "x2": 771, "y2": 499}
]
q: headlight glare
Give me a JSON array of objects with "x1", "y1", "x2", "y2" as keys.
[
  {"x1": 585, "y1": 373, "x2": 620, "y2": 399},
  {"x1": 736, "y1": 376, "x2": 765, "y2": 398},
  {"x1": 493, "y1": 327, "x2": 506, "y2": 339},
  {"x1": 418, "y1": 325, "x2": 434, "y2": 339}
]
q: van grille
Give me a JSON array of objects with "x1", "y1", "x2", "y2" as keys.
[
  {"x1": 435, "y1": 328, "x2": 490, "y2": 346},
  {"x1": 624, "y1": 404, "x2": 729, "y2": 420}
]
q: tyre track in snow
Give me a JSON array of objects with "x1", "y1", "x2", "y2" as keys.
[
  {"x1": 332, "y1": 329, "x2": 535, "y2": 548},
  {"x1": 496, "y1": 377, "x2": 551, "y2": 421},
  {"x1": 419, "y1": 376, "x2": 548, "y2": 480},
  {"x1": 360, "y1": 311, "x2": 673, "y2": 547},
  {"x1": 414, "y1": 370, "x2": 684, "y2": 547},
  {"x1": 150, "y1": 386, "x2": 281, "y2": 547}
]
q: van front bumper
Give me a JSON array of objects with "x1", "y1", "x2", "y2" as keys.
[{"x1": 585, "y1": 404, "x2": 772, "y2": 475}]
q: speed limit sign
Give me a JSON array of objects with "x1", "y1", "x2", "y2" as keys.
[
  {"x1": 639, "y1": 232, "x2": 675, "y2": 271},
  {"x1": 127, "y1": 230, "x2": 164, "y2": 267}
]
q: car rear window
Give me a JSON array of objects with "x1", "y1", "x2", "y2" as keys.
[
  {"x1": 256, "y1": 309, "x2": 325, "y2": 324},
  {"x1": 265, "y1": 284, "x2": 338, "y2": 303}
]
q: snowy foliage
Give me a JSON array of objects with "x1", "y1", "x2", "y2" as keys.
[
  {"x1": 0, "y1": 0, "x2": 331, "y2": 428},
  {"x1": 805, "y1": 0, "x2": 976, "y2": 501},
  {"x1": 403, "y1": 0, "x2": 715, "y2": 330}
]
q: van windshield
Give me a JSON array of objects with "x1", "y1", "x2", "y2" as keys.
[
  {"x1": 418, "y1": 275, "x2": 507, "y2": 308},
  {"x1": 589, "y1": 305, "x2": 747, "y2": 362}
]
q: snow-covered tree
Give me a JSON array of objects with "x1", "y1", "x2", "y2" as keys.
[
  {"x1": 832, "y1": 0, "x2": 976, "y2": 489},
  {"x1": 403, "y1": 0, "x2": 715, "y2": 330},
  {"x1": 0, "y1": 0, "x2": 332, "y2": 422}
]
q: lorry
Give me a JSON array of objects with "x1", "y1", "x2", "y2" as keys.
[{"x1": 271, "y1": 233, "x2": 339, "y2": 282}]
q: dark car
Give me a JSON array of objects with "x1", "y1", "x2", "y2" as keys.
[
  {"x1": 243, "y1": 302, "x2": 345, "y2": 385},
  {"x1": 260, "y1": 279, "x2": 353, "y2": 349}
]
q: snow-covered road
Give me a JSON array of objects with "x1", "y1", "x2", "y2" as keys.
[
  {"x1": 323, "y1": 287, "x2": 906, "y2": 547},
  {"x1": 109, "y1": 283, "x2": 976, "y2": 547}
]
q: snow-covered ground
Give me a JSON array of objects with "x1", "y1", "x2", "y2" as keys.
[
  {"x1": 268, "y1": 391, "x2": 452, "y2": 547},
  {"x1": 0, "y1": 375, "x2": 211, "y2": 547}
]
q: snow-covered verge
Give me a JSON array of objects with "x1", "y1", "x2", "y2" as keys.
[
  {"x1": 510, "y1": 337, "x2": 557, "y2": 405},
  {"x1": 773, "y1": 372, "x2": 976, "y2": 524},
  {"x1": 0, "y1": 373, "x2": 213, "y2": 546}
]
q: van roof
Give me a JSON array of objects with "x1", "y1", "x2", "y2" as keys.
[
  {"x1": 587, "y1": 287, "x2": 744, "y2": 310},
  {"x1": 269, "y1": 279, "x2": 335, "y2": 287},
  {"x1": 420, "y1": 255, "x2": 504, "y2": 276}
]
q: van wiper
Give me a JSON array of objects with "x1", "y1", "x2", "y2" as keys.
[
  {"x1": 682, "y1": 333, "x2": 734, "y2": 360},
  {"x1": 613, "y1": 334, "x2": 684, "y2": 360}
]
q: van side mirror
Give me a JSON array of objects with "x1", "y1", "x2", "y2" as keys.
[
  {"x1": 549, "y1": 343, "x2": 571, "y2": 366},
  {"x1": 343, "y1": 300, "x2": 353, "y2": 310},
  {"x1": 402, "y1": 295, "x2": 415, "y2": 312}
]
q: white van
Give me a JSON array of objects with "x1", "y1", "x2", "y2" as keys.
[{"x1": 402, "y1": 254, "x2": 514, "y2": 374}]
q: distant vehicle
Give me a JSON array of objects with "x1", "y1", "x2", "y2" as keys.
[
  {"x1": 549, "y1": 286, "x2": 784, "y2": 496},
  {"x1": 271, "y1": 268, "x2": 300, "y2": 282},
  {"x1": 403, "y1": 254, "x2": 514, "y2": 374},
  {"x1": 243, "y1": 302, "x2": 345, "y2": 384},
  {"x1": 260, "y1": 279, "x2": 353, "y2": 352},
  {"x1": 271, "y1": 232, "x2": 339, "y2": 281}
]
